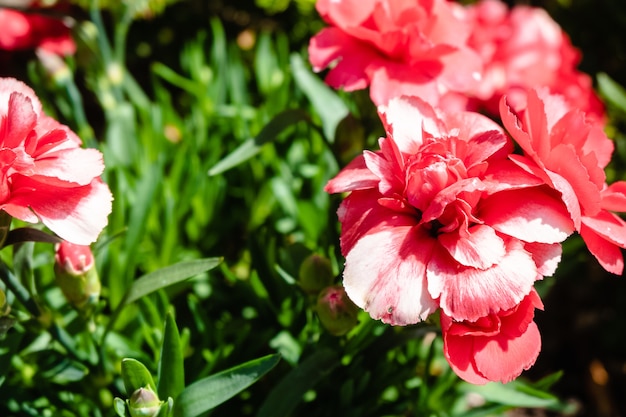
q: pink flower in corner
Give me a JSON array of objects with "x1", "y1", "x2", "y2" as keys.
[
  {"x1": 326, "y1": 96, "x2": 573, "y2": 326},
  {"x1": 0, "y1": 7, "x2": 76, "y2": 56},
  {"x1": 500, "y1": 89, "x2": 626, "y2": 274},
  {"x1": 441, "y1": 289, "x2": 543, "y2": 384},
  {"x1": 465, "y1": 0, "x2": 605, "y2": 125},
  {"x1": 0, "y1": 77, "x2": 112, "y2": 245},
  {"x1": 308, "y1": 0, "x2": 483, "y2": 107}
]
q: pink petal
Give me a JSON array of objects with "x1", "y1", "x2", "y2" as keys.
[
  {"x1": 378, "y1": 95, "x2": 444, "y2": 154},
  {"x1": 308, "y1": 27, "x2": 375, "y2": 91},
  {"x1": 473, "y1": 321, "x2": 541, "y2": 383},
  {"x1": 482, "y1": 159, "x2": 545, "y2": 195},
  {"x1": 325, "y1": 154, "x2": 379, "y2": 194},
  {"x1": 580, "y1": 211, "x2": 626, "y2": 275},
  {"x1": 600, "y1": 181, "x2": 626, "y2": 212},
  {"x1": 337, "y1": 189, "x2": 417, "y2": 255},
  {"x1": 443, "y1": 331, "x2": 490, "y2": 385},
  {"x1": 438, "y1": 224, "x2": 506, "y2": 269},
  {"x1": 428, "y1": 240, "x2": 537, "y2": 321},
  {"x1": 544, "y1": 143, "x2": 602, "y2": 217},
  {"x1": 524, "y1": 242, "x2": 562, "y2": 277},
  {"x1": 33, "y1": 148, "x2": 105, "y2": 185},
  {"x1": 343, "y1": 226, "x2": 438, "y2": 325},
  {"x1": 6, "y1": 175, "x2": 112, "y2": 244},
  {"x1": 479, "y1": 187, "x2": 574, "y2": 244}
]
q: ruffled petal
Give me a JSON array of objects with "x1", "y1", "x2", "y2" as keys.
[
  {"x1": 479, "y1": 187, "x2": 574, "y2": 244},
  {"x1": 325, "y1": 154, "x2": 379, "y2": 194},
  {"x1": 428, "y1": 239, "x2": 537, "y2": 321},
  {"x1": 438, "y1": 224, "x2": 506, "y2": 269},
  {"x1": 5, "y1": 175, "x2": 112, "y2": 244},
  {"x1": 343, "y1": 226, "x2": 438, "y2": 325}
]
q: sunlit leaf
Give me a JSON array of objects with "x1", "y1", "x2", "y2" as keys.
[
  {"x1": 208, "y1": 109, "x2": 310, "y2": 176},
  {"x1": 290, "y1": 53, "x2": 349, "y2": 141},
  {"x1": 121, "y1": 358, "x2": 157, "y2": 394},
  {"x1": 157, "y1": 310, "x2": 185, "y2": 401}
]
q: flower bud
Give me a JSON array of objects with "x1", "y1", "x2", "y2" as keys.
[
  {"x1": 333, "y1": 114, "x2": 366, "y2": 165},
  {"x1": 316, "y1": 285, "x2": 359, "y2": 336},
  {"x1": 54, "y1": 241, "x2": 100, "y2": 314},
  {"x1": 299, "y1": 254, "x2": 334, "y2": 295},
  {"x1": 128, "y1": 386, "x2": 162, "y2": 417}
]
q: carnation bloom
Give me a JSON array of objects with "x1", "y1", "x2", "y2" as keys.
[
  {"x1": 500, "y1": 88, "x2": 626, "y2": 274},
  {"x1": 0, "y1": 77, "x2": 111, "y2": 244},
  {"x1": 441, "y1": 289, "x2": 543, "y2": 384},
  {"x1": 326, "y1": 96, "x2": 573, "y2": 325},
  {"x1": 465, "y1": 0, "x2": 604, "y2": 125},
  {"x1": 0, "y1": 7, "x2": 75, "y2": 55},
  {"x1": 308, "y1": 0, "x2": 482, "y2": 107}
]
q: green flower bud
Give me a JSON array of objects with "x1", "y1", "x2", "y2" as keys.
[
  {"x1": 316, "y1": 285, "x2": 359, "y2": 336},
  {"x1": 128, "y1": 386, "x2": 162, "y2": 417},
  {"x1": 299, "y1": 254, "x2": 334, "y2": 295},
  {"x1": 54, "y1": 241, "x2": 100, "y2": 314}
]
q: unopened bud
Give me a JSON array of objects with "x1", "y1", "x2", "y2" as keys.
[
  {"x1": 316, "y1": 285, "x2": 359, "y2": 336},
  {"x1": 299, "y1": 254, "x2": 334, "y2": 295},
  {"x1": 333, "y1": 114, "x2": 366, "y2": 165},
  {"x1": 128, "y1": 386, "x2": 162, "y2": 417},
  {"x1": 54, "y1": 241, "x2": 100, "y2": 313}
]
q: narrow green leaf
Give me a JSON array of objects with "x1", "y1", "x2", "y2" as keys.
[
  {"x1": 174, "y1": 353, "x2": 281, "y2": 417},
  {"x1": 598, "y1": 72, "x2": 626, "y2": 114},
  {"x1": 157, "y1": 310, "x2": 185, "y2": 401},
  {"x1": 459, "y1": 381, "x2": 558, "y2": 408},
  {"x1": 121, "y1": 358, "x2": 157, "y2": 394},
  {"x1": 103, "y1": 258, "x2": 221, "y2": 343},
  {"x1": 123, "y1": 257, "x2": 222, "y2": 306},
  {"x1": 208, "y1": 109, "x2": 310, "y2": 176},
  {"x1": 290, "y1": 53, "x2": 349, "y2": 141},
  {"x1": 256, "y1": 348, "x2": 339, "y2": 417}
]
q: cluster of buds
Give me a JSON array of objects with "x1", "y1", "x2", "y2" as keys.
[{"x1": 298, "y1": 253, "x2": 359, "y2": 336}]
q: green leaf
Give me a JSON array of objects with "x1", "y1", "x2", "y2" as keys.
[
  {"x1": 123, "y1": 257, "x2": 222, "y2": 306},
  {"x1": 459, "y1": 381, "x2": 558, "y2": 408},
  {"x1": 121, "y1": 358, "x2": 157, "y2": 394},
  {"x1": 256, "y1": 348, "x2": 339, "y2": 417},
  {"x1": 157, "y1": 310, "x2": 185, "y2": 401},
  {"x1": 290, "y1": 53, "x2": 349, "y2": 141},
  {"x1": 598, "y1": 72, "x2": 626, "y2": 114},
  {"x1": 173, "y1": 353, "x2": 281, "y2": 417},
  {"x1": 113, "y1": 398, "x2": 127, "y2": 417},
  {"x1": 208, "y1": 109, "x2": 310, "y2": 176}
]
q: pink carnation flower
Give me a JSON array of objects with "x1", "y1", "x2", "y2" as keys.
[
  {"x1": 442, "y1": 289, "x2": 543, "y2": 384},
  {"x1": 0, "y1": 77, "x2": 111, "y2": 244},
  {"x1": 465, "y1": 0, "x2": 604, "y2": 125},
  {"x1": 326, "y1": 96, "x2": 573, "y2": 325},
  {"x1": 308, "y1": 0, "x2": 482, "y2": 107},
  {"x1": 0, "y1": 7, "x2": 75, "y2": 55},
  {"x1": 501, "y1": 89, "x2": 626, "y2": 274}
]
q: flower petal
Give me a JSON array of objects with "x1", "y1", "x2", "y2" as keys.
[
  {"x1": 5, "y1": 175, "x2": 112, "y2": 244},
  {"x1": 438, "y1": 224, "x2": 506, "y2": 269},
  {"x1": 343, "y1": 226, "x2": 438, "y2": 325},
  {"x1": 480, "y1": 187, "x2": 574, "y2": 244},
  {"x1": 428, "y1": 239, "x2": 537, "y2": 321},
  {"x1": 325, "y1": 154, "x2": 379, "y2": 194}
]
